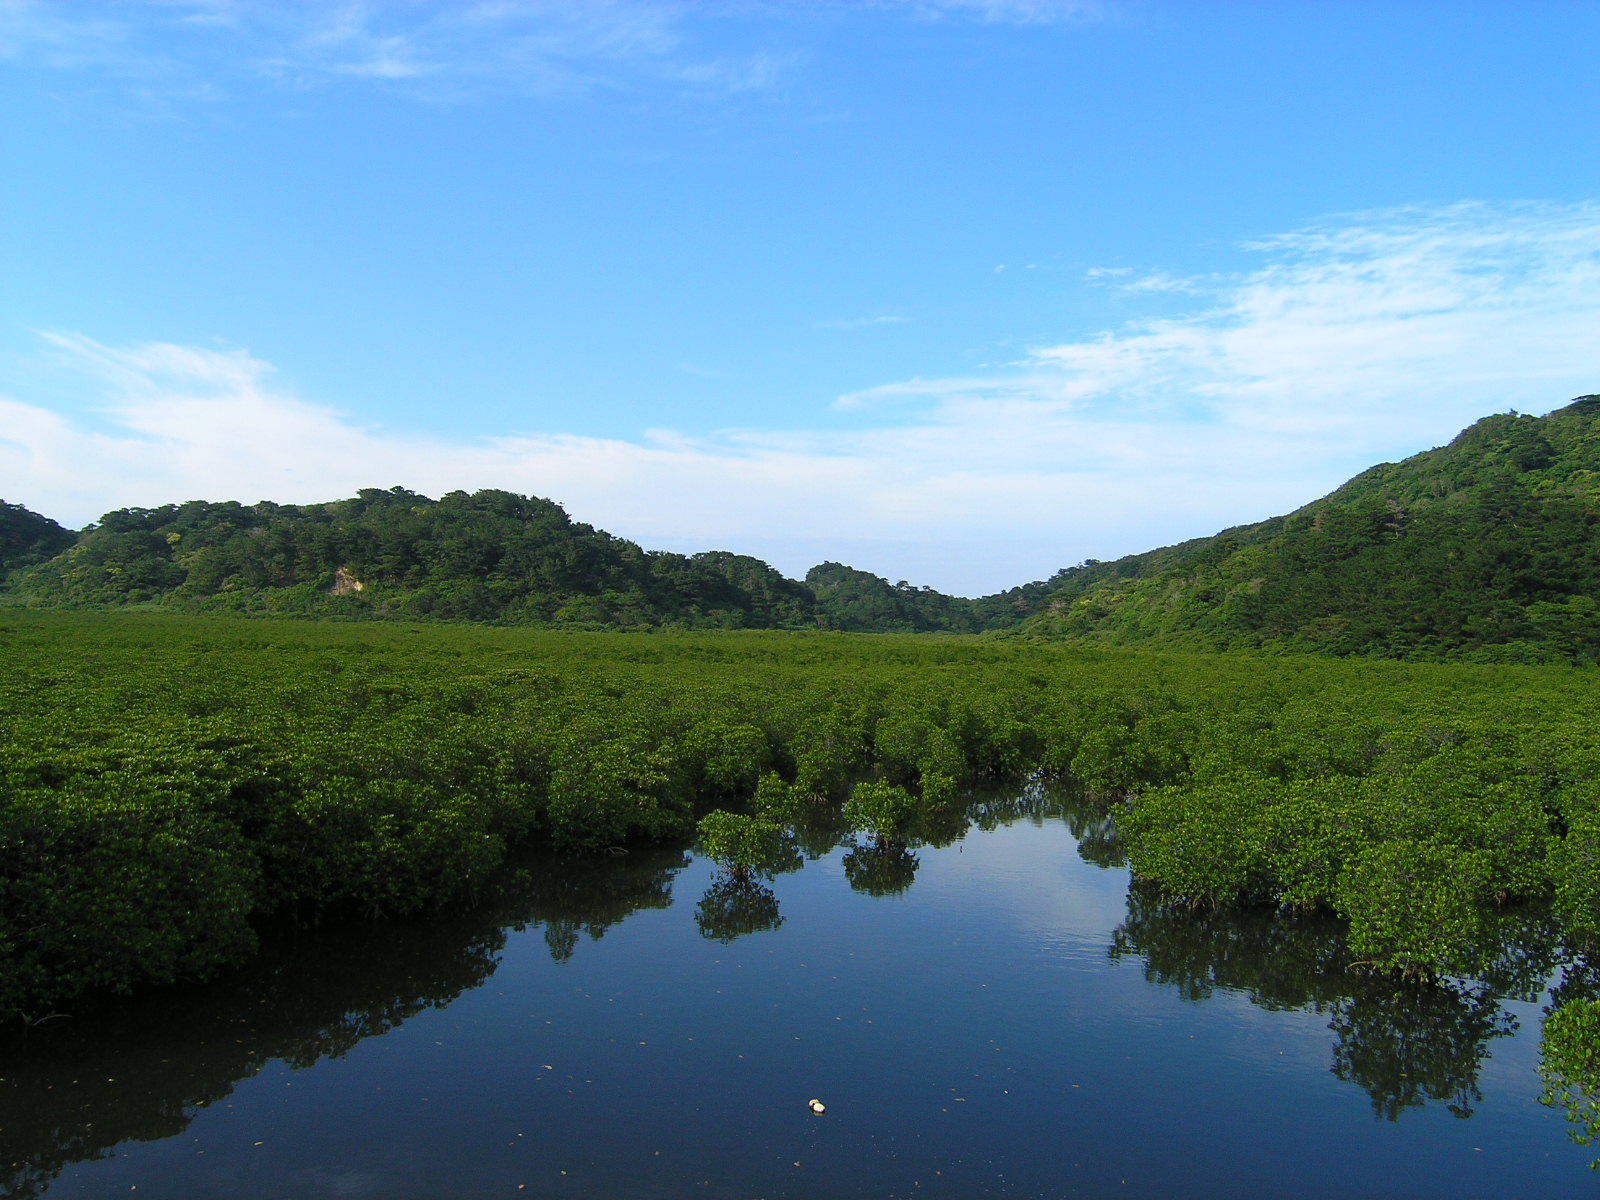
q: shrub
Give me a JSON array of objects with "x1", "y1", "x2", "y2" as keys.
[
  {"x1": 682, "y1": 720, "x2": 772, "y2": 796},
  {"x1": 1337, "y1": 840, "x2": 1490, "y2": 980},
  {"x1": 842, "y1": 781, "x2": 920, "y2": 844},
  {"x1": 546, "y1": 732, "x2": 692, "y2": 851},
  {"x1": 1118, "y1": 772, "x2": 1273, "y2": 907},
  {"x1": 695, "y1": 810, "x2": 799, "y2": 881},
  {"x1": 0, "y1": 780, "x2": 260, "y2": 1017},
  {"x1": 751, "y1": 772, "x2": 804, "y2": 822},
  {"x1": 1551, "y1": 809, "x2": 1600, "y2": 948}
]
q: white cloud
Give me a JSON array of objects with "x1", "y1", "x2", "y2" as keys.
[
  {"x1": 4, "y1": 202, "x2": 1598, "y2": 593},
  {"x1": 0, "y1": 0, "x2": 1103, "y2": 104},
  {"x1": 815, "y1": 314, "x2": 912, "y2": 330},
  {"x1": 2, "y1": 331, "x2": 1275, "y2": 592}
]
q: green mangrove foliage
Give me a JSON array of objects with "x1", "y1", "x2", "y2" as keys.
[
  {"x1": 1541, "y1": 998, "x2": 1600, "y2": 1163},
  {"x1": 843, "y1": 781, "x2": 922, "y2": 845},
  {"x1": 2, "y1": 608, "x2": 1599, "y2": 1018},
  {"x1": 695, "y1": 810, "x2": 800, "y2": 882},
  {"x1": 1552, "y1": 809, "x2": 1600, "y2": 948},
  {"x1": 1116, "y1": 728, "x2": 1589, "y2": 980}
]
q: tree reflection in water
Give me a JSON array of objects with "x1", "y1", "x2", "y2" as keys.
[
  {"x1": 1, "y1": 911, "x2": 507, "y2": 1200},
  {"x1": 3, "y1": 788, "x2": 1588, "y2": 1198},
  {"x1": 519, "y1": 846, "x2": 688, "y2": 962},
  {"x1": 789, "y1": 801, "x2": 854, "y2": 861},
  {"x1": 1062, "y1": 796, "x2": 1125, "y2": 868},
  {"x1": 842, "y1": 841, "x2": 921, "y2": 897},
  {"x1": 0, "y1": 845, "x2": 689, "y2": 1200},
  {"x1": 967, "y1": 783, "x2": 1065, "y2": 834},
  {"x1": 1108, "y1": 882, "x2": 1580, "y2": 1121},
  {"x1": 1329, "y1": 982, "x2": 1514, "y2": 1120},
  {"x1": 694, "y1": 875, "x2": 785, "y2": 942}
]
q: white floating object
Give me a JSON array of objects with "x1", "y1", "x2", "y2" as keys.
[{"x1": 809, "y1": 1098, "x2": 826, "y2": 1114}]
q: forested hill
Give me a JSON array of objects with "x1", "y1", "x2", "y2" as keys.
[
  {"x1": 0, "y1": 488, "x2": 1035, "y2": 631},
  {"x1": 1020, "y1": 395, "x2": 1600, "y2": 662},
  {"x1": 6, "y1": 395, "x2": 1598, "y2": 652},
  {"x1": 0, "y1": 501, "x2": 75, "y2": 572}
]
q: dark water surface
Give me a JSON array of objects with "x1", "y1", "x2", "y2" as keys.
[{"x1": 2, "y1": 793, "x2": 1593, "y2": 1199}]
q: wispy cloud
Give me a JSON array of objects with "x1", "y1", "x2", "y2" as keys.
[
  {"x1": 260, "y1": 2, "x2": 698, "y2": 94},
  {"x1": 288, "y1": 7, "x2": 433, "y2": 81},
  {"x1": 897, "y1": 0, "x2": 1105, "y2": 24},
  {"x1": 678, "y1": 362, "x2": 734, "y2": 379},
  {"x1": 852, "y1": 201, "x2": 1600, "y2": 442},
  {"x1": 1, "y1": 1, "x2": 762, "y2": 101},
  {"x1": 0, "y1": 0, "x2": 1102, "y2": 105},
  {"x1": 815, "y1": 314, "x2": 911, "y2": 330},
  {"x1": 3, "y1": 330, "x2": 1281, "y2": 592},
  {"x1": 4, "y1": 202, "x2": 1597, "y2": 593},
  {"x1": 0, "y1": 0, "x2": 144, "y2": 70},
  {"x1": 674, "y1": 50, "x2": 793, "y2": 92},
  {"x1": 1086, "y1": 267, "x2": 1201, "y2": 295}
]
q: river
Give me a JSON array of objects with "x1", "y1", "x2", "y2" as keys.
[{"x1": 1, "y1": 790, "x2": 1590, "y2": 1198}]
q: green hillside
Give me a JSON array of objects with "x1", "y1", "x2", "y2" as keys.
[
  {"x1": 1, "y1": 487, "x2": 1021, "y2": 632},
  {"x1": 7, "y1": 395, "x2": 1600, "y2": 655},
  {"x1": 1021, "y1": 395, "x2": 1600, "y2": 662},
  {"x1": 0, "y1": 500, "x2": 75, "y2": 574}
]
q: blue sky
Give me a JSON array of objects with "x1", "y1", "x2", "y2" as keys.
[{"x1": 2, "y1": 0, "x2": 1598, "y2": 593}]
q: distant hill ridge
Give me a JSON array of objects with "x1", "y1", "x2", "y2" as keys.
[
  {"x1": 1019, "y1": 394, "x2": 1600, "y2": 662},
  {"x1": 3, "y1": 394, "x2": 1598, "y2": 659},
  {"x1": 0, "y1": 500, "x2": 75, "y2": 570},
  {"x1": 0, "y1": 486, "x2": 1045, "y2": 633}
]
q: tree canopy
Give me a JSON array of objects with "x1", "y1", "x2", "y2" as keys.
[{"x1": 1021, "y1": 395, "x2": 1600, "y2": 663}]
